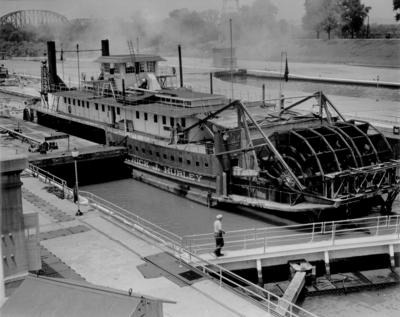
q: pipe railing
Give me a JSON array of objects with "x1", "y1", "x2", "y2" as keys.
[
  {"x1": 79, "y1": 191, "x2": 183, "y2": 248},
  {"x1": 27, "y1": 163, "x2": 74, "y2": 199},
  {"x1": 182, "y1": 248, "x2": 319, "y2": 317},
  {"x1": 79, "y1": 188, "x2": 318, "y2": 317},
  {"x1": 185, "y1": 214, "x2": 400, "y2": 254},
  {"x1": 26, "y1": 164, "x2": 318, "y2": 317}
]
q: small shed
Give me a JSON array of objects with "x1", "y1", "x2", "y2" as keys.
[
  {"x1": 212, "y1": 47, "x2": 237, "y2": 68},
  {"x1": 0, "y1": 275, "x2": 176, "y2": 317}
]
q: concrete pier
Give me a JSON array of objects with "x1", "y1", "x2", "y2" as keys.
[{"x1": 0, "y1": 149, "x2": 41, "y2": 298}]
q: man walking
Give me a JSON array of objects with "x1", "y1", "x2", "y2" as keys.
[{"x1": 213, "y1": 214, "x2": 225, "y2": 257}]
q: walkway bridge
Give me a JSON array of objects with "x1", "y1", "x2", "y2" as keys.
[{"x1": 184, "y1": 215, "x2": 400, "y2": 271}]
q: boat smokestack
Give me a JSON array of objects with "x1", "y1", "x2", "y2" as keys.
[
  {"x1": 101, "y1": 39, "x2": 110, "y2": 56},
  {"x1": 47, "y1": 41, "x2": 58, "y2": 90},
  {"x1": 178, "y1": 45, "x2": 183, "y2": 88}
]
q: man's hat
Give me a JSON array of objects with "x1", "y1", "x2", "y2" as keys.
[{"x1": 216, "y1": 214, "x2": 222, "y2": 219}]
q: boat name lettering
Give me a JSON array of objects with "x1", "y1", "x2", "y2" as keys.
[
  {"x1": 132, "y1": 158, "x2": 202, "y2": 182},
  {"x1": 132, "y1": 158, "x2": 149, "y2": 167}
]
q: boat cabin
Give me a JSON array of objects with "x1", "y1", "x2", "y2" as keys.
[
  {"x1": 48, "y1": 53, "x2": 228, "y2": 152},
  {"x1": 89, "y1": 54, "x2": 167, "y2": 91}
]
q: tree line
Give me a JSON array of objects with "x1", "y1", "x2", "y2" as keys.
[
  {"x1": 303, "y1": 0, "x2": 400, "y2": 39},
  {"x1": 0, "y1": 0, "x2": 399, "y2": 58}
]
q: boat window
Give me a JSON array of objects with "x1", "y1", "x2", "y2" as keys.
[
  {"x1": 102, "y1": 63, "x2": 110, "y2": 73},
  {"x1": 162, "y1": 116, "x2": 166, "y2": 125},
  {"x1": 204, "y1": 162, "x2": 209, "y2": 168},
  {"x1": 165, "y1": 98, "x2": 170, "y2": 103},
  {"x1": 126, "y1": 63, "x2": 135, "y2": 74},
  {"x1": 179, "y1": 157, "x2": 183, "y2": 163},
  {"x1": 154, "y1": 115, "x2": 158, "y2": 123},
  {"x1": 113, "y1": 63, "x2": 120, "y2": 74},
  {"x1": 95, "y1": 103, "x2": 98, "y2": 110},
  {"x1": 128, "y1": 145, "x2": 132, "y2": 150},
  {"x1": 139, "y1": 62, "x2": 147, "y2": 73},
  {"x1": 196, "y1": 162, "x2": 200, "y2": 167},
  {"x1": 144, "y1": 113, "x2": 148, "y2": 121},
  {"x1": 156, "y1": 152, "x2": 160, "y2": 157},
  {"x1": 185, "y1": 101, "x2": 191, "y2": 106},
  {"x1": 102, "y1": 104, "x2": 105, "y2": 112},
  {"x1": 187, "y1": 160, "x2": 191, "y2": 165},
  {"x1": 78, "y1": 100, "x2": 81, "y2": 107},
  {"x1": 163, "y1": 154, "x2": 167, "y2": 159},
  {"x1": 136, "y1": 111, "x2": 140, "y2": 119},
  {"x1": 86, "y1": 102, "x2": 89, "y2": 108},
  {"x1": 149, "y1": 150, "x2": 152, "y2": 155},
  {"x1": 108, "y1": 106, "x2": 110, "y2": 111},
  {"x1": 142, "y1": 148, "x2": 145, "y2": 153},
  {"x1": 72, "y1": 99, "x2": 75, "y2": 106},
  {"x1": 147, "y1": 62, "x2": 155, "y2": 72},
  {"x1": 135, "y1": 146, "x2": 139, "y2": 151},
  {"x1": 64, "y1": 97, "x2": 66, "y2": 103},
  {"x1": 181, "y1": 118, "x2": 186, "y2": 128},
  {"x1": 117, "y1": 108, "x2": 120, "y2": 115},
  {"x1": 171, "y1": 155, "x2": 175, "y2": 161},
  {"x1": 170, "y1": 117, "x2": 174, "y2": 126},
  {"x1": 68, "y1": 98, "x2": 71, "y2": 104}
]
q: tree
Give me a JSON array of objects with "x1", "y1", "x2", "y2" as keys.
[
  {"x1": 320, "y1": 1, "x2": 341, "y2": 39},
  {"x1": 394, "y1": 0, "x2": 400, "y2": 21},
  {"x1": 0, "y1": 23, "x2": 16, "y2": 42},
  {"x1": 8, "y1": 31, "x2": 23, "y2": 43},
  {"x1": 302, "y1": 0, "x2": 340, "y2": 39},
  {"x1": 201, "y1": 9, "x2": 220, "y2": 26},
  {"x1": 302, "y1": 0, "x2": 324, "y2": 38},
  {"x1": 339, "y1": 0, "x2": 371, "y2": 38}
]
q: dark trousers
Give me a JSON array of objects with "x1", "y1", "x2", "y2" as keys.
[{"x1": 214, "y1": 234, "x2": 224, "y2": 255}]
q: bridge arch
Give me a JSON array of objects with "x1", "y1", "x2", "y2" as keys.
[{"x1": 0, "y1": 10, "x2": 69, "y2": 29}]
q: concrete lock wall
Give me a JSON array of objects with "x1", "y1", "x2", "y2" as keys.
[{"x1": 0, "y1": 151, "x2": 29, "y2": 297}]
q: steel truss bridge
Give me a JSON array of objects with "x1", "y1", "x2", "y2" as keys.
[{"x1": 0, "y1": 10, "x2": 69, "y2": 28}]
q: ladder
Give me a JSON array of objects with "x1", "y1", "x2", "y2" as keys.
[
  {"x1": 127, "y1": 40, "x2": 142, "y2": 87},
  {"x1": 108, "y1": 78, "x2": 119, "y2": 98},
  {"x1": 52, "y1": 95, "x2": 60, "y2": 112}
]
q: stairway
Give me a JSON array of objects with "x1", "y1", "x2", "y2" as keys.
[
  {"x1": 52, "y1": 95, "x2": 60, "y2": 112},
  {"x1": 127, "y1": 40, "x2": 142, "y2": 87},
  {"x1": 108, "y1": 78, "x2": 119, "y2": 98}
]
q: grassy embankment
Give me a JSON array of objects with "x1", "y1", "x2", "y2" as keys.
[{"x1": 237, "y1": 39, "x2": 400, "y2": 68}]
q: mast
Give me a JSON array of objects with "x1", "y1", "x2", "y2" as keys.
[{"x1": 230, "y1": 18, "x2": 233, "y2": 100}]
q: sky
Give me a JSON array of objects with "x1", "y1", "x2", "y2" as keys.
[{"x1": 0, "y1": 0, "x2": 397, "y2": 24}]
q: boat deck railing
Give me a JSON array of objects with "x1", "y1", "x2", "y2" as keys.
[
  {"x1": 28, "y1": 102, "x2": 209, "y2": 154},
  {"x1": 184, "y1": 215, "x2": 400, "y2": 255}
]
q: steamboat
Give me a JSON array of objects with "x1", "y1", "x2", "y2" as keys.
[{"x1": 27, "y1": 40, "x2": 400, "y2": 221}]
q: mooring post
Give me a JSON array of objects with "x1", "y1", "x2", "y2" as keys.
[
  {"x1": 324, "y1": 251, "x2": 331, "y2": 278},
  {"x1": 262, "y1": 84, "x2": 265, "y2": 107},
  {"x1": 256, "y1": 259, "x2": 263, "y2": 287},
  {"x1": 389, "y1": 244, "x2": 395, "y2": 269}
]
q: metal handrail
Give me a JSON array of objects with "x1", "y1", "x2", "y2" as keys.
[
  {"x1": 182, "y1": 248, "x2": 319, "y2": 317},
  {"x1": 79, "y1": 191, "x2": 183, "y2": 247},
  {"x1": 79, "y1": 190, "x2": 317, "y2": 317},
  {"x1": 185, "y1": 214, "x2": 400, "y2": 254},
  {"x1": 26, "y1": 165, "x2": 318, "y2": 317}
]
